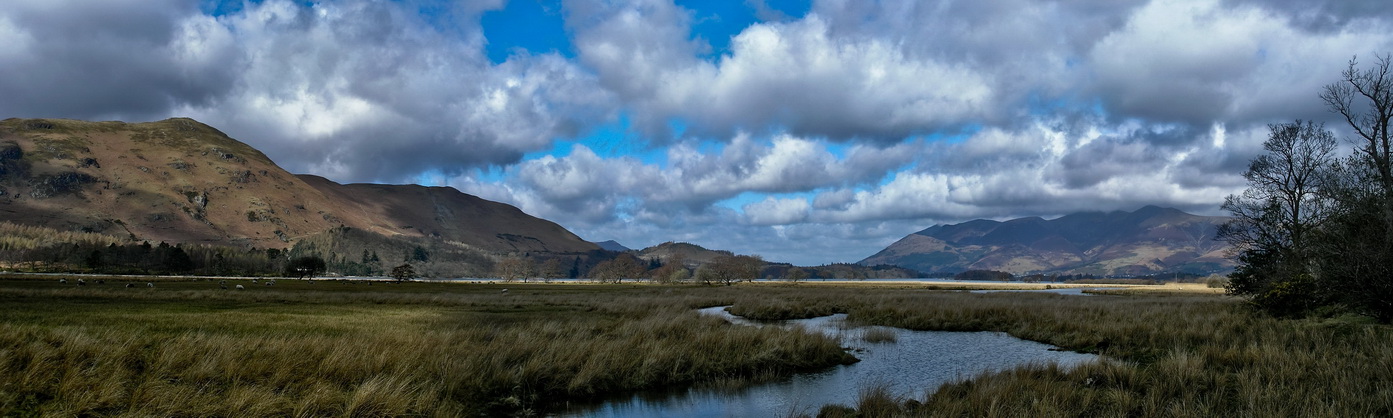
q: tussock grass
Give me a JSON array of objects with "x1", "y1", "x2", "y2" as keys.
[
  {"x1": 720, "y1": 286, "x2": 1393, "y2": 417},
  {"x1": 0, "y1": 280, "x2": 852, "y2": 416},
  {"x1": 5, "y1": 280, "x2": 1391, "y2": 416}
]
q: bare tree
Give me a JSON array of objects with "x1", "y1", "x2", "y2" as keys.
[
  {"x1": 538, "y1": 258, "x2": 565, "y2": 283},
  {"x1": 1321, "y1": 54, "x2": 1393, "y2": 229},
  {"x1": 648, "y1": 253, "x2": 687, "y2": 283},
  {"x1": 589, "y1": 254, "x2": 647, "y2": 283},
  {"x1": 494, "y1": 257, "x2": 533, "y2": 283},
  {"x1": 1221, "y1": 121, "x2": 1338, "y2": 256},
  {"x1": 785, "y1": 267, "x2": 809, "y2": 283},
  {"x1": 1317, "y1": 54, "x2": 1393, "y2": 321},
  {"x1": 703, "y1": 255, "x2": 764, "y2": 286},
  {"x1": 1220, "y1": 121, "x2": 1337, "y2": 315}
]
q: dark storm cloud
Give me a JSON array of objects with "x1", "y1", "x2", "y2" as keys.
[
  {"x1": 0, "y1": 0, "x2": 240, "y2": 121},
  {"x1": 1228, "y1": 0, "x2": 1393, "y2": 33},
  {"x1": 1053, "y1": 138, "x2": 1169, "y2": 188}
]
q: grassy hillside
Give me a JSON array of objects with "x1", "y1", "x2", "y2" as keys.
[{"x1": 0, "y1": 117, "x2": 600, "y2": 276}]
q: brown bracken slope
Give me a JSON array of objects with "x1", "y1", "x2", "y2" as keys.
[{"x1": 0, "y1": 117, "x2": 597, "y2": 255}]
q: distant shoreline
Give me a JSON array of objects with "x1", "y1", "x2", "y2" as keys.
[{"x1": 1, "y1": 271, "x2": 1224, "y2": 293}]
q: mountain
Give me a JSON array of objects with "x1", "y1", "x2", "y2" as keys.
[
  {"x1": 636, "y1": 241, "x2": 922, "y2": 279},
  {"x1": 859, "y1": 206, "x2": 1233, "y2": 276},
  {"x1": 594, "y1": 240, "x2": 631, "y2": 252},
  {"x1": 635, "y1": 242, "x2": 733, "y2": 268},
  {"x1": 0, "y1": 117, "x2": 599, "y2": 275}
]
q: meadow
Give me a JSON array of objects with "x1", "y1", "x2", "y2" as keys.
[{"x1": 1, "y1": 278, "x2": 1390, "y2": 417}]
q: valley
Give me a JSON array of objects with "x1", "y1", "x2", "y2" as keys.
[{"x1": 2, "y1": 278, "x2": 1386, "y2": 416}]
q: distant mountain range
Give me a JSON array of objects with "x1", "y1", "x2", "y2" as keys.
[
  {"x1": 0, "y1": 118, "x2": 599, "y2": 276},
  {"x1": 859, "y1": 206, "x2": 1233, "y2": 276},
  {"x1": 637, "y1": 241, "x2": 921, "y2": 279}
]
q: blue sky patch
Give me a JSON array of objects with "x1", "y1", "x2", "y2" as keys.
[{"x1": 482, "y1": 0, "x2": 570, "y2": 63}]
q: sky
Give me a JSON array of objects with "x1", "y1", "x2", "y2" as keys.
[{"x1": 2, "y1": 0, "x2": 1392, "y2": 266}]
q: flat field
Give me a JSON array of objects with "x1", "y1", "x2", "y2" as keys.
[{"x1": 0, "y1": 278, "x2": 1388, "y2": 417}]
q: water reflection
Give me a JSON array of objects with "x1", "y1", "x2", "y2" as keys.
[
  {"x1": 562, "y1": 307, "x2": 1098, "y2": 417},
  {"x1": 969, "y1": 287, "x2": 1117, "y2": 296}
]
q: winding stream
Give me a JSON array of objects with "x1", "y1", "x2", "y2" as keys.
[{"x1": 561, "y1": 306, "x2": 1098, "y2": 417}]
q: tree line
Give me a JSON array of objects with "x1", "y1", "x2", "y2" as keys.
[{"x1": 1222, "y1": 55, "x2": 1393, "y2": 321}]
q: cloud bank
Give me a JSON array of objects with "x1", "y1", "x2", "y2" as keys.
[{"x1": 3, "y1": 0, "x2": 1392, "y2": 265}]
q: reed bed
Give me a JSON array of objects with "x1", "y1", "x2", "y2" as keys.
[
  {"x1": 718, "y1": 287, "x2": 1393, "y2": 417},
  {"x1": 4, "y1": 280, "x2": 1391, "y2": 416},
  {"x1": 0, "y1": 280, "x2": 852, "y2": 416}
]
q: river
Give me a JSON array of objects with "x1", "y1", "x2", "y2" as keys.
[{"x1": 561, "y1": 306, "x2": 1098, "y2": 417}]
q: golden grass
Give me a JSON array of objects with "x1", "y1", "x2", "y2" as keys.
[
  {"x1": 721, "y1": 286, "x2": 1393, "y2": 417},
  {"x1": 4, "y1": 279, "x2": 1389, "y2": 417},
  {"x1": 0, "y1": 281, "x2": 853, "y2": 416}
]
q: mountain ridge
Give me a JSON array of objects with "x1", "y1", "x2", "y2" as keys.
[
  {"x1": 0, "y1": 117, "x2": 599, "y2": 276},
  {"x1": 860, "y1": 206, "x2": 1232, "y2": 276}
]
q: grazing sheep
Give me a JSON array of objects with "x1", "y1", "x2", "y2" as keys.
[
  {"x1": 501, "y1": 289, "x2": 509, "y2": 294},
  {"x1": 235, "y1": 284, "x2": 245, "y2": 290},
  {"x1": 59, "y1": 279, "x2": 67, "y2": 284},
  {"x1": 146, "y1": 282, "x2": 154, "y2": 288},
  {"x1": 125, "y1": 283, "x2": 134, "y2": 288},
  {"x1": 264, "y1": 281, "x2": 272, "y2": 286},
  {"x1": 77, "y1": 278, "x2": 86, "y2": 286},
  {"x1": 251, "y1": 279, "x2": 258, "y2": 284}
]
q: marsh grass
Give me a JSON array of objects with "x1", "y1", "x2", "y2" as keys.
[
  {"x1": 5, "y1": 279, "x2": 1392, "y2": 416},
  {"x1": 0, "y1": 280, "x2": 853, "y2": 416},
  {"x1": 719, "y1": 286, "x2": 1393, "y2": 416}
]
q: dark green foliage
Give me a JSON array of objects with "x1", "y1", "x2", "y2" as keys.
[
  {"x1": 285, "y1": 256, "x2": 327, "y2": 278},
  {"x1": 390, "y1": 264, "x2": 417, "y2": 282},
  {"x1": 1311, "y1": 191, "x2": 1393, "y2": 321},
  {"x1": 1226, "y1": 246, "x2": 1326, "y2": 317},
  {"x1": 288, "y1": 226, "x2": 500, "y2": 278},
  {"x1": 0, "y1": 236, "x2": 268, "y2": 276},
  {"x1": 1222, "y1": 120, "x2": 1338, "y2": 318},
  {"x1": 797, "y1": 263, "x2": 922, "y2": 280},
  {"x1": 1224, "y1": 56, "x2": 1393, "y2": 321},
  {"x1": 82, "y1": 250, "x2": 103, "y2": 270},
  {"x1": 953, "y1": 269, "x2": 1014, "y2": 281},
  {"x1": 154, "y1": 242, "x2": 194, "y2": 273}
]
